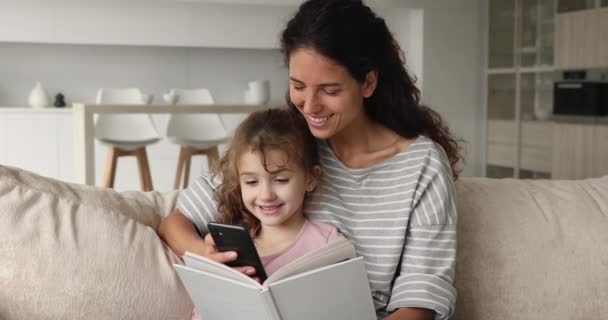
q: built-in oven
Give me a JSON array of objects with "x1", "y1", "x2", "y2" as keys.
[{"x1": 553, "y1": 81, "x2": 608, "y2": 116}]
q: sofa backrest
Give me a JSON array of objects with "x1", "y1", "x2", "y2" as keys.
[
  {"x1": 454, "y1": 176, "x2": 608, "y2": 320},
  {"x1": 0, "y1": 165, "x2": 193, "y2": 319},
  {"x1": 3, "y1": 163, "x2": 607, "y2": 320}
]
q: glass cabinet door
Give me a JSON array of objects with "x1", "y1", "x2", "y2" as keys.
[
  {"x1": 489, "y1": 0, "x2": 516, "y2": 68},
  {"x1": 520, "y1": 0, "x2": 555, "y2": 67},
  {"x1": 518, "y1": 72, "x2": 554, "y2": 179},
  {"x1": 486, "y1": 74, "x2": 517, "y2": 178},
  {"x1": 538, "y1": 0, "x2": 555, "y2": 66},
  {"x1": 557, "y1": 0, "x2": 594, "y2": 12},
  {"x1": 487, "y1": 74, "x2": 517, "y2": 120},
  {"x1": 520, "y1": 72, "x2": 556, "y2": 121}
]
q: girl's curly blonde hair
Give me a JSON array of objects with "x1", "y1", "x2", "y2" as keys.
[{"x1": 212, "y1": 108, "x2": 319, "y2": 235}]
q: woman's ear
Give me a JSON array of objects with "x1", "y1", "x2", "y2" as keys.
[
  {"x1": 362, "y1": 70, "x2": 378, "y2": 98},
  {"x1": 306, "y1": 165, "x2": 322, "y2": 192}
]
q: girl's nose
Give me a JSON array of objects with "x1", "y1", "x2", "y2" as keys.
[{"x1": 259, "y1": 182, "x2": 276, "y2": 201}]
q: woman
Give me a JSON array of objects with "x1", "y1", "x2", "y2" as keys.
[{"x1": 159, "y1": 1, "x2": 461, "y2": 319}]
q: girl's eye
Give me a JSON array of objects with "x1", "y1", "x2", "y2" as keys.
[
  {"x1": 275, "y1": 178, "x2": 289, "y2": 183},
  {"x1": 244, "y1": 180, "x2": 258, "y2": 185}
]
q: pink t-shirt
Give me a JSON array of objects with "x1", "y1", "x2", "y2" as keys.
[{"x1": 260, "y1": 219, "x2": 343, "y2": 277}]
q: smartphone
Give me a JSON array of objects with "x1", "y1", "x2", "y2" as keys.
[{"x1": 207, "y1": 222, "x2": 268, "y2": 282}]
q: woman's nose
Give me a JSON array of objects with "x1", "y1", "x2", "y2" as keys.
[{"x1": 301, "y1": 91, "x2": 322, "y2": 114}]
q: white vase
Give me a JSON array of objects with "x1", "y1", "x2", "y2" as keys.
[
  {"x1": 28, "y1": 81, "x2": 50, "y2": 108},
  {"x1": 247, "y1": 80, "x2": 270, "y2": 104}
]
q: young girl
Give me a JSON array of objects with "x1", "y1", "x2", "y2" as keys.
[{"x1": 184, "y1": 108, "x2": 343, "y2": 320}]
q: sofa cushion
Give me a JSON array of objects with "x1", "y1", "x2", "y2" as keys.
[
  {"x1": 454, "y1": 176, "x2": 608, "y2": 320},
  {"x1": 0, "y1": 165, "x2": 192, "y2": 319}
]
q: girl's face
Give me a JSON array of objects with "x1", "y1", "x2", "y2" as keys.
[
  {"x1": 288, "y1": 48, "x2": 377, "y2": 140},
  {"x1": 238, "y1": 148, "x2": 319, "y2": 228}
]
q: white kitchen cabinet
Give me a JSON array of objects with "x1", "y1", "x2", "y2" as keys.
[
  {"x1": 593, "y1": 125, "x2": 608, "y2": 177},
  {"x1": 0, "y1": 109, "x2": 212, "y2": 191},
  {"x1": 551, "y1": 123, "x2": 596, "y2": 179},
  {"x1": 487, "y1": 120, "x2": 553, "y2": 175},
  {"x1": 0, "y1": 110, "x2": 67, "y2": 180},
  {"x1": 487, "y1": 119, "x2": 608, "y2": 179},
  {"x1": 551, "y1": 122, "x2": 608, "y2": 179},
  {"x1": 555, "y1": 8, "x2": 608, "y2": 69}
]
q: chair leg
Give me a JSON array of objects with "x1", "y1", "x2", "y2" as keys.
[
  {"x1": 102, "y1": 147, "x2": 119, "y2": 188},
  {"x1": 206, "y1": 146, "x2": 220, "y2": 170},
  {"x1": 135, "y1": 147, "x2": 154, "y2": 192},
  {"x1": 142, "y1": 149, "x2": 154, "y2": 191},
  {"x1": 183, "y1": 147, "x2": 193, "y2": 189},
  {"x1": 174, "y1": 146, "x2": 187, "y2": 190}
]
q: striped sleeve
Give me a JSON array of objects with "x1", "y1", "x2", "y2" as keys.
[
  {"x1": 386, "y1": 149, "x2": 457, "y2": 320},
  {"x1": 176, "y1": 174, "x2": 221, "y2": 234}
]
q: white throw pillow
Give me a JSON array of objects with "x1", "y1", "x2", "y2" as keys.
[{"x1": 0, "y1": 165, "x2": 193, "y2": 319}]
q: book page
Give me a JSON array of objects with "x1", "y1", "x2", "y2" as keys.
[
  {"x1": 268, "y1": 258, "x2": 376, "y2": 320},
  {"x1": 265, "y1": 237, "x2": 357, "y2": 284},
  {"x1": 183, "y1": 252, "x2": 260, "y2": 287},
  {"x1": 175, "y1": 265, "x2": 276, "y2": 320}
]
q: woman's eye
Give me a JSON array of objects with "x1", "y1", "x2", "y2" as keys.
[
  {"x1": 244, "y1": 180, "x2": 258, "y2": 185},
  {"x1": 293, "y1": 86, "x2": 305, "y2": 91},
  {"x1": 323, "y1": 89, "x2": 341, "y2": 96}
]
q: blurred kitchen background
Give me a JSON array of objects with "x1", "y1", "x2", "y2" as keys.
[{"x1": 0, "y1": 0, "x2": 606, "y2": 191}]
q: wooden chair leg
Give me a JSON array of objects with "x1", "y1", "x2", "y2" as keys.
[
  {"x1": 102, "y1": 147, "x2": 119, "y2": 188},
  {"x1": 174, "y1": 146, "x2": 187, "y2": 190},
  {"x1": 142, "y1": 148, "x2": 154, "y2": 191},
  {"x1": 135, "y1": 147, "x2": 154, "y2": 192},
  {"x1": 183, "y1": 147, "x2": 193, "y2": 189},
  {"x1": 206, "y1": 146, "x2": 220, "y2": 170}
]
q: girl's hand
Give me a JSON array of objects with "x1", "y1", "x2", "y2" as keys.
[{"x1": 203, "y1": 233, "x2": 258, "y2": 280}]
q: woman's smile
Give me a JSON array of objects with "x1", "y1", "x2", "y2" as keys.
[{"x1": 306, "y1": 113, "x2": 335, "y2": 128}]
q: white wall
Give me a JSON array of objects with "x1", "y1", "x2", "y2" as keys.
[
  {"x1": 380, "y1": 8, "x2": 424, "y2": 89},
  {"x1": 0, "y1": 0, "x2": 295, "y2": 49},
  {"x1": 0, "y1": 43, "x2": 288, "y2": 106},
  {"x1": 381, "y1": 0, "x2": 484, "y2": 176}
]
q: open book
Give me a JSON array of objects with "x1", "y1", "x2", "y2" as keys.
[{"x1": 174, "y1": 237, "x2": 377, "y2": 320}]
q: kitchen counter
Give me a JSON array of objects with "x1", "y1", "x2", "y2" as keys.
[{"x1": 0, "y1": 106, "x2": 72, "y2": 113}]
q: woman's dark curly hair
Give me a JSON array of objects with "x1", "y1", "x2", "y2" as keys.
[
  {"x1": 212, "y1": 108, "x2": 319, "y2": 235},
  {"x1": 280, "y1": 0, "x2": 463, "y2": 179}
]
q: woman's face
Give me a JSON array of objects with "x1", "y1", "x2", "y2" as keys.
[{"x1": 288, "y1": 48, "x2": 377, "y2": 140}]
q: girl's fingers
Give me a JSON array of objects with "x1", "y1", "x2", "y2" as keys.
[
  {"x1": 208, "y1": 251, "x2": 238, "y2": 264},
  {"x1": 233, "y1": 266, "x2": 256, "y2": 276},
  {"x1": 203, "y1": 233, "x2": 216, "y2": 247}
]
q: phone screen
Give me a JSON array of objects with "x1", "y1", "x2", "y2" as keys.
[{"x1": 207, "y1": 222, "x2": 268, "y2": 282}]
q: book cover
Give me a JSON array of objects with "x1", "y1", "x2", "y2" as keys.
[{"x1": 175, "y1": 237, "x2": 377, "y2": 320}]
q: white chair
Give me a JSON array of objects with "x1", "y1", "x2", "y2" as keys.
[
  {"x1": 166, "y1": 88, "x2": 228, "y2": 189},
  {"x1": 95, "y1": 88, "x2": 160, "y2": 191}
]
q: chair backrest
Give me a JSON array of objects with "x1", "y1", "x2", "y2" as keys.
[
  {"x1": 166, "y1": 89, "x2": 228, "y2": 142},
  {"x1": 94, "y1": 88, "x2": 160, "y2": 142}
]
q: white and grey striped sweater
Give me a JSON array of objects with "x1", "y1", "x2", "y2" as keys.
[{"x1": 177, "y1": 136, "x2": 457, "y2": 320}]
